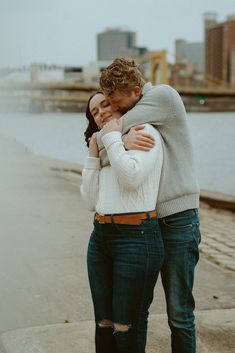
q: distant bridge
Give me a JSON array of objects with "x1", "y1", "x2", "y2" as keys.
[
  {"x1": 2, "y1": 81, "x2": 235, "y2": 97},
  {"x1": 1, "y1": 56, "x2": 235, "y2": 112}
]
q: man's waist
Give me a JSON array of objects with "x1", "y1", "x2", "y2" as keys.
[{"x1": 157, "y1": 193, "x2": 200, "y2": 218}]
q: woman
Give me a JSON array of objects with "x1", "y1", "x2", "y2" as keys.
[{"x1": 80, "y1": 92, "x2": 164, "y2": 353}]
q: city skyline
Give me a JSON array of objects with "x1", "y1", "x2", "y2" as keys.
[{"x1": 0, "y1": 0, "x2": 235, "y2": 68}]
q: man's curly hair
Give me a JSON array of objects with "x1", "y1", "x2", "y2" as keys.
[{"x1": 99, "y1": 58, "x2": 146, "y2": 96}]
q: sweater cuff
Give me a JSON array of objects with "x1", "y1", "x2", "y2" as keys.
[
  {"x1": 84, "y1": 157, "x2": 100, "y2": 169},
  {"x1": 101, "y1": 131, "x2": 123, "y2": 149}
]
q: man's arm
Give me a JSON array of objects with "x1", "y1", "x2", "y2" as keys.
[
  {"x1": 121, "y1": 84, "x2": 174, "y2": 133},
  {"x1": 122, "y1": 124, "x2": 155, "y2": 151},
  {"x1": 97, "y1": 84, "x2": 185, "y2": 152},
  {"x1": 96, "y1": 84, "x2": 172, "y2": 149}
]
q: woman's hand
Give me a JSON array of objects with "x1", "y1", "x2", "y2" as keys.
[
  {"x1": 122, "y1": 125, "x2": 155, "y2": 151},
  {"x1": 102, "y1": 117, "x2": 123, "y2": 135},
  {"x1": 89, "y1": 132, "x2": 99, "y2": 157}
]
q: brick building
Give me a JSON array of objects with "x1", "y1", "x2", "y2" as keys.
[{"x1": 204, "y1": 13, "x2": 235, "y2": 86}]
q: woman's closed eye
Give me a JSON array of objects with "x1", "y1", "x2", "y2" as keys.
[
  {"x1": 101, "y1": 100, "x2": 110, "y2": 108},
  {"x1": 92, "y1": 108, "x2": 98, "y2": 117}
]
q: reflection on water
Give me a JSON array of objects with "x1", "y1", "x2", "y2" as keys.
[{"x1": 0, "y1": 111, "x2": 234, "y2": 196}]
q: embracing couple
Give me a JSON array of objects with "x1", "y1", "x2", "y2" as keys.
[{"x1": 80, "y1": 58, "x2": 201, "y2": 353}]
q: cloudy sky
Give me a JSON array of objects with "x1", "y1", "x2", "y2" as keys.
[{"x1": 0, "y1": 0, "x2": 235, "y2": 68}]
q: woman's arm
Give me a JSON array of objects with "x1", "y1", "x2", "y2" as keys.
[
  {"x1": 102, "y1": 122, "x2": 162, "y2": 189},
  {"x1": 80, "y1": 157, "x2": 100, "y2": 211},
  {"x1": 80, "y1": 133, "x2": 100, "y2": 211}
]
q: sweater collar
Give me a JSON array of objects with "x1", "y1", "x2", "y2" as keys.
[{"x1": 142, "y1": 82, "x2": 153, "y2": 95}]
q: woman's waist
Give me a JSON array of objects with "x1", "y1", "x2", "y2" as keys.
[
  {"x1": 94, "y1": 210, "x2": 157, "y2": 226},
  {"x1": 96, "y1": 197, "x2": 158, "y2": 215}
]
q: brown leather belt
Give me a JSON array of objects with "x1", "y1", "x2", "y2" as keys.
[{"x1": 95, "y1": 210, "x2": 156, "y2": 225}]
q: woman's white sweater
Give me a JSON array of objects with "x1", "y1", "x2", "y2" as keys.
[{"x1": 80, "y1": 124, "x2": 163, "y2": 215}]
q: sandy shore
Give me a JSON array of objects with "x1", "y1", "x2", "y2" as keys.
[{"x1": 0, "y1": 134, "x2": 234, "y2": 353}]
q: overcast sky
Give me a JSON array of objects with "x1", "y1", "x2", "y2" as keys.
[{"x1": 0, "y1": 0, "x2": 235, "y2": 68}]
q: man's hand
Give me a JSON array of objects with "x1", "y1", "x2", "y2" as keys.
[
  {"x1": 122, "y1": 125, "x2": 155, "y2": 151},
  {"x1": 102, "y1": 118, "x2": 123, "y2": 135},
  {"x1": 89, "y1": 132, "x2": 99, "y2": 157}
]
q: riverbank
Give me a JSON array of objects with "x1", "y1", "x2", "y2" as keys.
[{"x1": 182, "y1": 95, "x2": 235, "y2": 112}]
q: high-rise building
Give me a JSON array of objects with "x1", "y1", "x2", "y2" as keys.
[
  {"x1": 204, "y1": 13, "x2": 235, "y2": 85},
  {"x1": 175, "y1": 39, "x2": 204, "y2": 73},
  {"x1": 97, "y1": 28, "x2": 138, "y2": 61},
  {"x1": 231, "y1": 45, "x2": 235, "y2": 85},
  {"x1": 204, "y1": 12, "x2": 218, "y2": 30}
]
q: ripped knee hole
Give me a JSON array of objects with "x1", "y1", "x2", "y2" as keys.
[
  {"x1": 113, "y1": 323, "x2": 131, "y2": 332},
  {"x1": 97, "y1": 319, "x2": 113, "y2": 328},
  {"x1": 97, "y1": 320, "x2": 131, "y2": 332}
]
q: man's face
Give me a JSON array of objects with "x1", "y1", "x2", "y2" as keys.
[{"x1": 105, "y1": 86, "x2": 142, "y2": 114}]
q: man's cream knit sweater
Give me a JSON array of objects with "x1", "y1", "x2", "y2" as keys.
[
  {"x1": 81, "y1": 124, "x2": 163, "y2": 214},
  {"x1": 96, "y1": 83, "x2": 200, "y2": 218}
]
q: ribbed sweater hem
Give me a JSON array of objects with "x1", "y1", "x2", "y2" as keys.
[{"x1": 156, "y1": 193, "x2": 200, "y2": 218}]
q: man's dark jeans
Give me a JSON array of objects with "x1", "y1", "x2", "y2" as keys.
[
  {"x1": 159, "y1": 209, "x2": 201, "y2": 353},
  {"x1": 87, "y1": 217, "x2": 164, "y2": 353}
]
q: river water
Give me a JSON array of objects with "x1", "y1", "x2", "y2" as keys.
[{"x1": 0, "y1": 111, "x2": 234, "y2": 196}]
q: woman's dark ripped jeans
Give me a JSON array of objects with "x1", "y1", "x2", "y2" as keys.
[{"x1": 87, "y1": 216, "x2": 164, "y2": 353}]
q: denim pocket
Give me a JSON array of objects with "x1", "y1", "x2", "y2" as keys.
[
  {"x1": 112, "y1": 223, "x2": 146, "y2": 236},
  {"x1": 161, "y1": 209, "x2": 197, "y2": 230},
  {"x1": 162, "y1": 218, "x2": 193, "y2": 229}
]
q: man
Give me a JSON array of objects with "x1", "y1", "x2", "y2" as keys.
[{"x1": 96, "y1": 57, "x2": 201, "y2": 353}]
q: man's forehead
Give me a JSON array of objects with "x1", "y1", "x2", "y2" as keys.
[
  {"x1": 103, "y1": 91, "x2": 117, "y2": 101},
  {"x1": 103, "y1": 90, "x2": 111, "y2": 98},
  {"x1": 108, "y1": 90, "x2": 125, "y2": 99}
]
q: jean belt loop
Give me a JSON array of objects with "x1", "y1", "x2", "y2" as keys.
[
  {"x1": 146, "y1": 212, "x2": 151, "y2": 222},
  {"x1": 111, "y1": 214, "x2": 114, "y2": 224}
]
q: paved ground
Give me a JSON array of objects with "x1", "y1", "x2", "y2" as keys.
[
  {"x1": 0, "y1": 135, "x2": 234, "y2": 353},
  {"x1": 199, "y1": 202, "x2": 235, "y2": 272}
]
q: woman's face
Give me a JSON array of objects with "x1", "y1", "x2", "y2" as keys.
[{"x1": 89, "y1": 93, "x2": 122, "y2": 129}]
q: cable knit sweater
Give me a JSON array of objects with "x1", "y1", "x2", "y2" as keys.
[
  {"x1": 96, "y1": 83, "x2": 200, "y2": 218},
  {"x1": 80, "y1": 124, "x2": 163, "y2": 214}
]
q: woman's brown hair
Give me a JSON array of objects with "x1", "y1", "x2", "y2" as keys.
[{"x1": 84, "y1": 91, "x2": 103, "y2": 147}]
